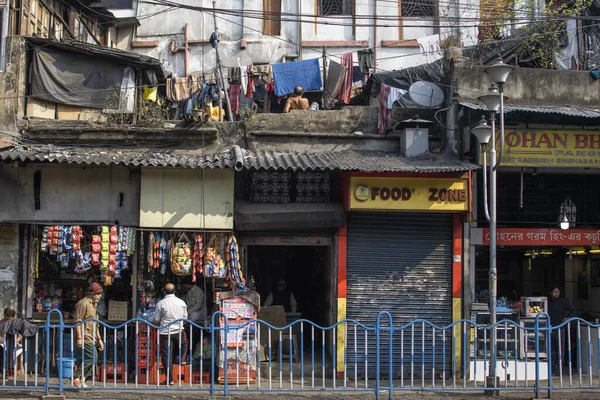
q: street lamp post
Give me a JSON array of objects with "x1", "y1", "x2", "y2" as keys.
[{"x1": 471, "y1": 60, "x2": 514, "y2": 391}]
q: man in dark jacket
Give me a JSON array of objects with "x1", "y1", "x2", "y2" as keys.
[{"x1": 548, "y1": 286, "x2": 575, "y2": 372}]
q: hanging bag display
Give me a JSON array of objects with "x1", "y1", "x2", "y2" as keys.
[
  {"x1": 203, "y1": 233, "x2": 227, "y2": 278},
  {"x1": 170, "y1": 233, "x2": 193, "y2": 276}
]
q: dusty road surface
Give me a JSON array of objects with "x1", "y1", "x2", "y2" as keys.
[{"x1": 4, "y1": 388, "x2": 600, "y2": 400}]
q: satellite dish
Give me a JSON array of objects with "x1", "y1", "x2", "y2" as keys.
[{"x1": 408, "y1": 81, "x2": 444, "y2": 108}]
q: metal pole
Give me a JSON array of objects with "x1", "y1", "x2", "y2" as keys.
[
  {"x1": 488, "y1": 90, "x2": 503, "y2": 390},
  {"x1": 212, "y1": 1, "x2": 233, "y2": 121}
]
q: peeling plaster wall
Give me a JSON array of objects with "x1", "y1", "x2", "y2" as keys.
[
  {"x1": 0, "y1": 165, "x2": 141, "y2": 225},
  {"x1": 0, "y1": 223, "x2": 19, "y2": 314},
  {"x1": 117, "y1": 0, "x2": 475, "y2": 76},
  {"x1": 0, "y1": 37, "x2": 27, "y2": 135}
]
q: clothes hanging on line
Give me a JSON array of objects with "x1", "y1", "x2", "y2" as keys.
[
  {"x1": 357, "y1": 49, "x2": 374, "y2": 73},
  {"x1": 378, "y1": 84, "x2": 393, "y2": 135},
  {"x1": 228, "y1": 67, "x2": 242, "y2": 84},
  {"x1": 325, "y1": 60, "x2": 347, "y2": 99},
  {"x1": 166, "y1": 75, "x2": 204, "y2": 102},
  {"x1": 338, "y1": 53, "x2": 353, "y2": 104},
  {"x1": 229, "y1": 84, "x2": 241, "y2": 115},
  {"x1": 386, "y1": 87, "x2": 405, "y2": 108},
  {"x1": 245, "y1": 65, "x2": 256, "y2": 98}
]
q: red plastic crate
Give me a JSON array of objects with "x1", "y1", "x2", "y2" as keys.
[{"x1": 96, "y1": 363, "x2": 126, "y2": 383}]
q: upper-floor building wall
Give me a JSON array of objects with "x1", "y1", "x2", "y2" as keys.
[{"x1": 117, "y1": 0, "x2": 493, "y2": 76}]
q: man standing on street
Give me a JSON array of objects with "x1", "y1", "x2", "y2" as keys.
[
  {"x1": 73, "y1": 283, "x2": 104, "y2": 388},
  {"x1": 153, "y1": 283, "x2": 188, "y2": 385}
]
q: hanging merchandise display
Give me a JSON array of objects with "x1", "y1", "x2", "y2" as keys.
[
  {"x1": 226, "y1": 235, "x2": 248, "y2": 292},
  {"x1": 147, "y1": 232, "x2": 155, "y2": 272},
  {"x1": 193, "y1": 234, "x2": 204, "y2": 276},
  {"x1": 34, "y1": 224, "x2": 136, "y2": 321},
  {"x1": 170, "y1": 235, "x2": 193, "y2": 277},
  {"x1": 136, "y1": 231, "x2": 249, "y2": 329},
  {"x1": 204, "y1": 235, "x2": 227, "y2": 279}
]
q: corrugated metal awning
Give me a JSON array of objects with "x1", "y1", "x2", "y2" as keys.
[
  {"x1": 459, "y1": 100, "x2": 600, "y2": 119},
  {"x1": 1, "y1": 145, "x2": 479, "y2": 172},
  {"x1": 240, "y1": 148, "x2": 479, "y2": 173},
  {"x1": 0, "y1": 146, "x2": 235, "y2": 169}
]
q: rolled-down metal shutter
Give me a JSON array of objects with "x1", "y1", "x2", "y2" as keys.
[{"x1": 346, "y1": 212, "x2": 453, "y2": 377}]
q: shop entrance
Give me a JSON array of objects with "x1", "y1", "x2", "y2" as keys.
[
  {"x1": 475, "y1": 247, "x2": 567, "y2": 302},
  {"x1": 246, "y1": 244, "x2": 335, "y2": 342}
]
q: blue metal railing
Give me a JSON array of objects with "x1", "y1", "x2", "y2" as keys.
[{"x1": 2, "y1": 311, "x2": 600, "y2": 398}]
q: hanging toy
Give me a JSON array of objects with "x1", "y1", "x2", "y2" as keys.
[
  {"x1": 170, "y1": 234, "x2": 193, "y2": 276},
  {"x1": 153, "y1": 233, "x2": 161, "y2": 269},
  {"x1": 148, "y1": 232, "x2": 155, "y2": 270},
  {"x1": 192, "y1": 234, "x2": 204, "y2": 281},
  {"x1": 226, "y1": 235, "x2": 247, "y2": 291},
  {"x1": 159, "y1": 236, "x2": 168, "y2": 275},
  {"x1": 41, "y1": 226, "x2": 49, "y2": 253}
]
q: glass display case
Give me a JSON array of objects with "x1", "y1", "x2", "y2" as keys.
[
  {"x1": 520, "y1": 318, "x2": 548, "y2": 359},
  {"x1": 473, "y1": 311, "x2": 519, "y2": 359}
]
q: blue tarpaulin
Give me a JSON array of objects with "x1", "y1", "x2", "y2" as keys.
[{"x1": 272, "y1": 58, "x2": 323, "y2": 97}]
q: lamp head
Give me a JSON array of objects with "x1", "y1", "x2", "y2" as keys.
[
  {"x1": 560, "y1": 214, "x2": 570, "y2": 230},
  {"x1": 471, "y1": 116, "x2": 493, "y2": 145},
  {"x1": 478, "y1": 84, "x2": 500, "y2": 112},
  {"x1": 484, "y1": 59, "x2": 515, "y2": 85}
]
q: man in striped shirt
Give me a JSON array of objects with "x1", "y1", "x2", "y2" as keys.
[{"x1": 153, "y1": 283, "x2": 188, "y2": 385}]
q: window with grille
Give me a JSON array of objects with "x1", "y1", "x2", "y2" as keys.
[
  {"x1": 248, "y1": 171, "x2": 332, "y2": 203},
  {"x1": 250, "y1": 171, "x2": 292, "y2": 203},
  {"x1": 319, "y1": 0, "x2": 352, "y2": 16},
  {"x1": 401, "y1": 0, "x2": 435, "y2": 17},
  {"x1": 296, "y1": 172, "x2": 330, "y2": 203}
]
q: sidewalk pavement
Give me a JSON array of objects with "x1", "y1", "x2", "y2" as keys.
[{"x1": 3, "y1": 389, "x2": 600, "y2": 400}]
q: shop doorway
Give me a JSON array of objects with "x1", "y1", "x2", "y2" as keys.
[
  {"x1": 247, "y1": 245, "x2": 335, "y2": 340},
  {"x1": 475, "y1": 247, "x2": 567, "y2": 302}
]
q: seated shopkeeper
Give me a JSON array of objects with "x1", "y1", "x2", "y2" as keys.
[{"x1": 0, "y1": 307, "x2": 38, "y2": 376}]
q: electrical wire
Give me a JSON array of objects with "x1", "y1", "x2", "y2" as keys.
[
  {"x1": 1, "y1": 2, "x2": 597, "y2": 102},
  {"x1": 140, "y1": 0, "x2": 599, "y2": 27}
]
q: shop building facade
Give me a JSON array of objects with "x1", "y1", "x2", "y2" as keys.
[
  {"x1": 457, "y1": 64, "x2": 600, "y2": 349},
  {"x1": 336, "y1": 170, "x2": 471, "y2": 376}
]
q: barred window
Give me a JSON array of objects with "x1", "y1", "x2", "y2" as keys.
[
  {"x1": 248, "y1": 171, "x2": 332, "y2": 203},
  {"x1": 319, "y1": 0, "x2": 352, "y2": 16},
  {"x1": 401, "y1": 0, "x2": 435, "y2": 18},
  {"x1": 249, "y1": 172, "x2": 291, "y2": 203},
  {"x1": 296, "y1": 172, "x2": 331, "y2": 203}
]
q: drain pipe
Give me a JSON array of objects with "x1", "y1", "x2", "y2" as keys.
[
  {"x1": 373, "y1": 0, "x2": 377, "y2": 71},
  {"x1": 233, "y1": 145, "x2": 244, "y2": 171},
  {"x1": 298, "y1": 0, "x2": 302, "y2": 59},
  {"x1": 169, "y1": 23, "x2": 190, "y2": 76},
  {"x1": 184, "y1": 23, "x2": 189, "y2": 77}
]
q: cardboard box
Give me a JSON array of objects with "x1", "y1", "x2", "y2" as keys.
[
  {"x1": 26, "y1": 98, "x2": 56, "y2": 119},
  {"x1": 56, "y1": 104, "x2": 106, "y2": 122},
  {"x1": 108, "y1": 300, "x2": 129, "y2": 321}
]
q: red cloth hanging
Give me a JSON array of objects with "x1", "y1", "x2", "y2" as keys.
[{"x1": 338, "y1": 53, "x2": 353, "y2": 104}]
